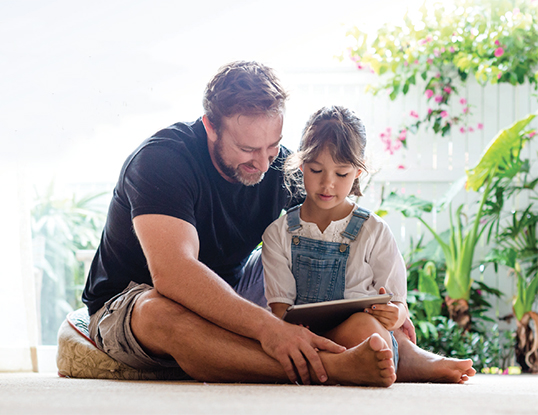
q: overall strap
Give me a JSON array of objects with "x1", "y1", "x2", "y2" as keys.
[
  {"x1": 286, "y1": 204, "x2": 302, "y2": 232},
  {"x1": 341, "y1": 206, "x2": 371, "y2": 241}
]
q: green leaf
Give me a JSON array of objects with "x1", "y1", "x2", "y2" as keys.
[
  {"x1": 466, "y1": 113, "x2": 536, "y2": 191},
  {"x1": 436, "y1": 176, "x2": 467, "y2": 212},
  {"x1": 379, "y1": 192, "x2": 433, "y2": 218},
  {"x1": 484, "y1": 248, "x2": 518, "y2": 268},
  {"x1": 418, "y1": 262, "x2": 442, "y2": 320}
]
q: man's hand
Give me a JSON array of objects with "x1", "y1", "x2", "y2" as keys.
[{"x1": 259, "y1": 319, "x2": 346, "y2": 385}]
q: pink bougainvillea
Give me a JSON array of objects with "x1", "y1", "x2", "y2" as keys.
[
  {"x1": 425, "y1": 89, "x2": 434, "y2": 99},
  {"x1": 494, "y1": 47, "x2": 505, "y2": 57},
  {"x1": 379, "y1": 127, "x2": 407, "y2": 155}
]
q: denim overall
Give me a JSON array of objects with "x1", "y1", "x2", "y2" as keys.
[
  {"x1": 286, "y1": 204, "x2": 370, "y2": 305},
  {"x1": 287, "y1": 204, "x2": 399, "y2": 369}
]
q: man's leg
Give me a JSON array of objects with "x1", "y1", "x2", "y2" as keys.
[
  {"x1": 392, "y1": 330, "x2": 476, "y2": 383},
  {"x1": 233, "y1": 247, "x2": 267, "y2": 308},
  {"x1": 130, "y1": 288, "x2": 397, "y2": 386}
]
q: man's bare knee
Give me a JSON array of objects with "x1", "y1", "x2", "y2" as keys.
[{"x1": 131, "y1": 289, "x2": 189, "y2": 356}]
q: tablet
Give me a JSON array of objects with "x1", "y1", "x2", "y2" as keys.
[{"x1": 282, "y1": 294, "x2": 393, "y2": 334}]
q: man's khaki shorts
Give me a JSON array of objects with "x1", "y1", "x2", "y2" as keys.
[{"x1": 88, "y1": 282, "x2": 187, "y2": 372}]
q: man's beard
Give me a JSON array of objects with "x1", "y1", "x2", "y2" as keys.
[{"x1": 213, "y1": 139, "x2": 273, "y2": 186}]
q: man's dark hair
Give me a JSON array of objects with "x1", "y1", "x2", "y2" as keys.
[{"x1": 203, "y1": 61, "x2": 288, "y2": 134}]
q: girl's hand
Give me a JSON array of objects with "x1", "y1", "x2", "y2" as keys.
[
  {"x1": 365, "y1": 301, "x2": 400, "y2": 331},
  {"x1": 364, "y1": 287, "x2": 405, "y2": 331}
]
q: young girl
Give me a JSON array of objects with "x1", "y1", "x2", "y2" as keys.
[{"x1": 262, "y1": 106, "x2": 476, "y2": 383}]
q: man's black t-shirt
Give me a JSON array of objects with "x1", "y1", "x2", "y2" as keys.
[{"x1": 82, "y1": 118, "x2": 295, "y2": 315}]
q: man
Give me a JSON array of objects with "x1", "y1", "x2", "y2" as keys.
[{"x1": 82, "y1": 61, "x2": 396, "y2": 386}]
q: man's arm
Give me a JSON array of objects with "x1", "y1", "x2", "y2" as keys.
[{"x1": 132, "y1": 213, "x2": 345, "y2": 384}]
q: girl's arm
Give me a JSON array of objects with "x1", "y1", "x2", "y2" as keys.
[
  {"x1": 270, "y1": 302, "x2": 291, "y2": 319},
  {"x1": 261, "y1": 217, "x2": 297, "y2": 309}
]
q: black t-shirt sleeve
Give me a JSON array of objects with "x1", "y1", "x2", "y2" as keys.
[{"x1": 122, "y1": 140, "x2": 200, "y2": 227}]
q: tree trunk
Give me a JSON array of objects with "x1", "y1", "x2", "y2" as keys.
[
  {"x1": 515, "y1": 311, "x2": 538, "y2": 373},
  {"x1": 445, "y1": 296, "x2": 471, "y2": 332}
]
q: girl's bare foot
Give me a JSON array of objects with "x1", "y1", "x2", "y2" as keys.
[{"x1": 320, "y1": 333, "x2": 396, "y2": 387}]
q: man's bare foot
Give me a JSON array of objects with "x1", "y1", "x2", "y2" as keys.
[
  {"x1": 394, "y1": 331, "x2": 476, "y2": 383},
  {"x1": 320, "y1": 333, "x2": 396, "y2": 387}
]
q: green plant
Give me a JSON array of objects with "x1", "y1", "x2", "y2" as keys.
[
  {"x1": 419, "y1": 317, "x2": 513, "y2": 372},
  {"x1": 381, "y1": 113, "x2": 536, "y2": 329},
  {"x1": 31, "y1": 182, "x2": 107, "y2": 344},
  {"x1": 345, "y1": 0, "x2": 538, "y2": 150},
  {"x1": 405, "y1": 236, "x2": 502, "y2": 339},
  {"x1": 484, "y1": 172, "x2": 538, "y2": 371}
]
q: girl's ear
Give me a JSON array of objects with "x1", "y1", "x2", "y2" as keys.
[
  {"x1": 299, "y1": 163, "x2": 304, "y2": 172},
  {"x1": 355, "y1": 169, "x2": 362, "y2": 179}
]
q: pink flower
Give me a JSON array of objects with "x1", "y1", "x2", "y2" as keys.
[
  {"x1": 460, "y1": 127, "x2": 466, "y2": 133},
  {"x1": 427, "y1": 58, "x2": 433, "y2": 65},
  {"x1": 449, "y1": 46, "x2": 455, "y2": 53},
  {"x1": 434, "y1": 95, "x2": 443, "y2": 103},
  {"x1": 397, "y1": 165, "x2": 406, "y2": 170},
  {"x1": 477, "y1": 123, "x2": 484, "y2": 130},
  {"x1": 460, "y1": 98, "x2": 467, "y2": 105},
  {"x1": 428, "y1": 108, "x2": 433, "y2": 115},
  {"x1": 410, "y1": 110, "x2": 419, "y2": 118},
  {"x1": 495, "y1": 39, "x2": 500, "y2": 46},
  {"x1": 434, "y1": 48, "x2": 440, "y2": 57},
  {"x1": 440, "y1": 111, "x2": 448, "y2": 118},
  {"x1": 468, "y1": 127, "x2": 474, "y2": 132},
  {"x1": 529, "y1": 131, "x2": 537, "y2": 138},
  {"x1": 495, "y1": 47, "x2": 505, "y2": 57},
  {"x1": 414, "y1": 60, "x2": 419, "y2": 64},
  {"x1": 419, "y1": 35, "x2": 433, "y2": 45},
  {"x1": 398, "y1": 129, "x2": 407, "y2": 141},
  {"x1": 435, "y1": 73, "x2": 441, "y2": 78},
  {"x1": 404, "y1": 61, "x2": 409, "y2": 66},
  {"x1": 498, "y1": 73, "x2": 502, "y2": 79},
  {"x1": 425, "y1": 89, "x2": 434, "y2": 99},
  {"x1": 393, "y1": 140, "x2": 402, "y2": 151},
  {"x1": 444, "y1": 86, "x2": 452, "y2": 94},
  {"x1": 441, "y1": 47, "x2": 445, "y2": 53},
  {"x1": 463, "y1": 107, "x2": 469, "y2": 114}
]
